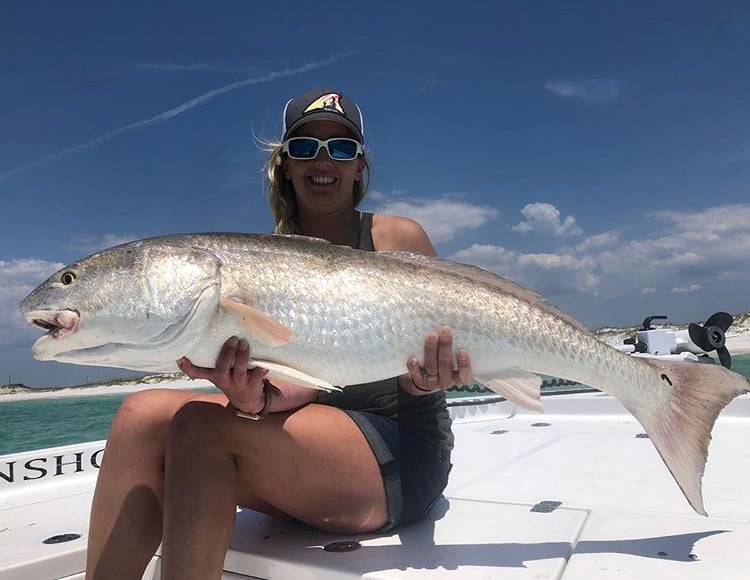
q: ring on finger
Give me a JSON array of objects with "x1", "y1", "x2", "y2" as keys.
[
  {"x1": 411, "y1": 375, "x2": 436, "y2": 393},
  {"x1": 421, "y1": 368, "x2": 439, "y2": 382}
]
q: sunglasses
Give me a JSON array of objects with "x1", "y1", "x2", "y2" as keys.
[{"x1": 282, "y1": 137, "x2": 363, "y2": 161}]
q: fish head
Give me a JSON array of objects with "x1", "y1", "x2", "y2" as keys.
[{"x1": 20, "y1": 238, "x2": 223, "y2": 365}]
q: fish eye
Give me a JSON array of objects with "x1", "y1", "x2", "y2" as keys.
[{"x1": 60, "y1": 271, "x2": 77, "y2": 285}]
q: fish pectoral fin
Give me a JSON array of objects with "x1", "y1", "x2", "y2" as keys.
[
  {"x1": 476, "y1": 370, "x2": 544, "y2": 413},
  {"x1": 220, "y1": 296, "x2": 292, "y2": 347},
  {"x1": 250, "y1": 359, "x2": 340, "y2": 392}
]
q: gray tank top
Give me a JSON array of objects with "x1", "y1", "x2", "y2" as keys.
[
  {"x1": 357, "y1": 210, "x2": 376, "y2": 251},
  {"x1": 315, "y1": 212, "x2": 455, "y2": 451}
]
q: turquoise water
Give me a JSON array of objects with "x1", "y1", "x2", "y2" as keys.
[
  {"x1": 1, "y1": 356, "x2": 749, "y2": 456},
  {"x1": 0, "y1": 387, "x2": 217, "y2": 456}
]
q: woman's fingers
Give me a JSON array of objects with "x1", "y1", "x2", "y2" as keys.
[
  {"x1": 437, "y1": 327, "x2": 454, "y2": 389},
  {"x1": 407, "y1": 356, "x2": 421, "y2": 379},
  {"x1": 176, "y1": 356, "x2": 211, "y2": 381},
  {"x1": 176, "y1": 336, "x2": 250, "y2": 387},
  {"x1": 233, "y1": 339, "x2": 249, "y2": 385},
  {"x1": 176, "y1": 337, "x2": 270, "y2": 413},
  {"x1": 454, "y1": 348, "x2": 472, "y2": 386},
  {"x1": 422, "y1": 332, "x2": 439, "y2": 380},
  {"x1": 406, "y1": 326, "x2": 473, "y2": 395},
  {"x1": 215, "y1": 336, "x2": 239, "y2": 377}
]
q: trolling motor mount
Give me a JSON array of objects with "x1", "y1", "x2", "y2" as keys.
[{"x1": 618, "y1": 312, "x2": 734, "y2": 369}]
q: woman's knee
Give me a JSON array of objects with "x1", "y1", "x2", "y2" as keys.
[
  {"x1": 166, "y1": 400, "x2": 228, "y2": 454},
  {"x1": 109, "y1": 390, "x2": 190, "y2": 443}
]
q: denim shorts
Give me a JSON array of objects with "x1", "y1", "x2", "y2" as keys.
[{"x1": 343, "y1": 410, "x2": 452, "y2": 531}]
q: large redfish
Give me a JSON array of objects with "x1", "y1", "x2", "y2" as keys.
[{"x1": 20, "y1": 233, "x2": 749, "y2": 515}]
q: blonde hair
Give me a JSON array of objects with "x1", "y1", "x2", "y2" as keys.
[{"x1": 262, "y1": 141, "x2": 371, "y2": 235}]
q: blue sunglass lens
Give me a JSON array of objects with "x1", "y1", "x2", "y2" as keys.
[
  {"x1": 327, "y1": 139, "x2": 358, "y2": 160},
  {"x1": 287, "y1": 138, "x2": 319, "y2": 159}
]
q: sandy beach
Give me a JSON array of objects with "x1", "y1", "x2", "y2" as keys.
[
  {"x1": 0, "y1": 377, "x2": 218, "y2": 403},
  {"x1": 724, "y1": 333, "x2": 750, "y2": 355}
]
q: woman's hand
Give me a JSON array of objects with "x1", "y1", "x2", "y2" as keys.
[
  {"x1": 177, "y1": 336, "x2": 268, "y2": 414},
  {"x1": 400, "y1": 326, "x2": 473, "y2": 395}
]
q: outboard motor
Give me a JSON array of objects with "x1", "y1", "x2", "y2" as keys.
[
  {"x1": 687, "y1": 312, "x2": 734, "y2": 369},
  {"x1": 619, "y1": 312, "x2": 734, "y2": 369}
]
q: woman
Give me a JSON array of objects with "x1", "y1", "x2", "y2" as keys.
[{"x1": 85, "y1": 88, "x2": 473, "y2": 580}]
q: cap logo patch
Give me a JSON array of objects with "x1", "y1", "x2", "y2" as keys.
[{"x1": 303, "y1": 93, "x2": 345, "y2": 116}]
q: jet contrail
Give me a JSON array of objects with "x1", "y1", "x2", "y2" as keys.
[{"x1": 0, "y1": 50, "x2": 359, "y2": 184}]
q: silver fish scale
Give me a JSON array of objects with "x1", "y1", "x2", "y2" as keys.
[{"x1": 224, "y1": 241, "x2": 544, "y2": 385}]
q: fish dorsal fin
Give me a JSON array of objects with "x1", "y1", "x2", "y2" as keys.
[
  {"x1": 250, "y1": 359, "x2": 339, "y2": 391},
  {"x1": 379, "y1": 251, "x2": 589, "y2": 334},
  {"x1": 220, "y1": 296, "x2": 292, "y2": 347},
  {"x1": 476, "y1": 370, "x2": 544, "y2": 413}
]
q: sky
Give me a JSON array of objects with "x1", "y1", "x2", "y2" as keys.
[{"x1": 2, "y1": 1, "x2": 750, "y2": 387}]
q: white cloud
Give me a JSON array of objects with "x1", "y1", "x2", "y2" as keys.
[
  {"x1": 369, "y1": 194, "x2": 499, "y2": 243},
  {"x1": 544, "y1": 78, "x2": 622, "y2": 104},
  {"x1": 573, "y1": 231, "x2": 620, "y2": 252},
  {"x1": 451, "y1": 244, "x2": 599, "y2": 297},
  {"x1": 0, "y1": 259, "x2": 64, "y2": 347},
  {"x1": 67, "y1": 233, "x2": 138, "y2": 255},
  {"x1": 517, "y1": 253, "x2": 600, "y2": 296},
  {"x1": 450, "y1": 244, "x2": 518, "y2": 273},
  {"x1": 671, "y1": 284, "x2": 702, "y2": 294},
  {"x1": 366, "y1": 189, "x2": 391, "y2": 202},
  {"x1": 596, "y1": 204, "x2": 750, "y2": 291},
  {"x1": 650, "y1": 204, "x2": 750, "y2": 234},
  {"x1": 512, "y1": 202, "x2": 582, "y2": 236},
  {"x1": 448, "y1": 203, "x2": 750, "y2": 309}
]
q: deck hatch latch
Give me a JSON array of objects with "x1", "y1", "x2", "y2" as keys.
[
  {"x1": 43, "y1": 533, "x2": 82, "y2": 544},
  {"x1": 531, "y1": 500, "x2": 562, "y2": 513},
  {"x1": 324, "y1": 540, "x2": 362, "y2": 552}
]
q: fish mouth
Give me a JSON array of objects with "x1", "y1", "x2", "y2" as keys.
[{"x1": 26, "y1": 309, "x2": 81, "y2": 340}]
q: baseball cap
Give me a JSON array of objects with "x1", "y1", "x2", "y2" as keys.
[{"x1": 282, "y1": 88, "x2": 364, "y2": 143}]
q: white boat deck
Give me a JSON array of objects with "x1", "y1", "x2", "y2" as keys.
[{"x1": 2, "y1": 391, "x2": 749, "y2": 579}]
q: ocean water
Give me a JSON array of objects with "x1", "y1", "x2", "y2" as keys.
[{"x1": 1, "y1": 356, "x2": 749, "y2": 456}]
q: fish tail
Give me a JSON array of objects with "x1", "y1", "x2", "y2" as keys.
[{"x1": 632, "y1": 359, "x2": 749, "y2": 515}]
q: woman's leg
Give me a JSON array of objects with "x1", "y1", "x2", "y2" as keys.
[
  {"x1": 85, "y1": 389, "x2": 228, "y2": 580},
  {"x1": 160, "y1": 401, "x2": 388, "y2": 580}
]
